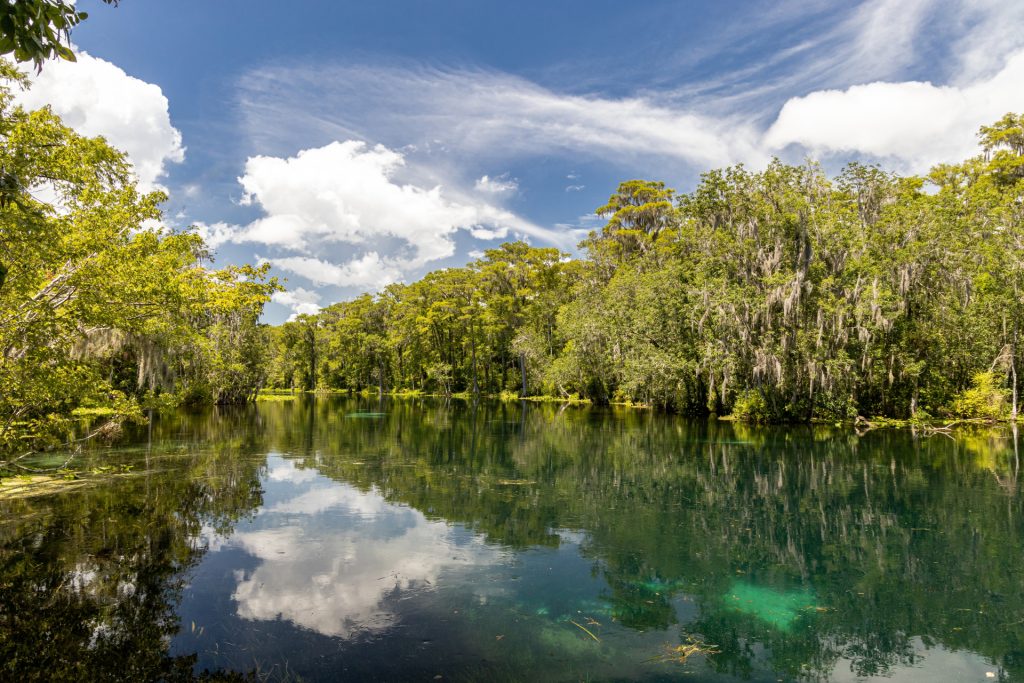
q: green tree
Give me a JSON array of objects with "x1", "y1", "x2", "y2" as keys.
[
  {"x1": 0, "y1": 61, "x2": 276, "y2": 455},
  {"x1": 0, "y1": 0, "x2": 119, "y2": 71}
]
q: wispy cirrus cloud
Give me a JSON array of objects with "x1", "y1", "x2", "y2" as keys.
[
  {"x1": 236, "y1": 64, "x2": 768, "y2": 171},
  {"x1": 216, "y1": 0, "x2": 1024, "y2": 302}
]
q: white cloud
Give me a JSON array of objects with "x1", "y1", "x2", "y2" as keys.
[
  {"x1": 765, "y1": 49, "x2": 1024, "y2": 170},
  {"x1": 947, "y1": 0, "x2": 1024, "y2": 83},
  {"x1": 205, "y1": 141, "x2": 569, "y2": 291},
  {"x1": 223, "y1": 460, "x2": 504, "y2": 639},
  {"x1": 192, "y1": 221, "x2": 238, "y2": 250},
  {"x1": 270, "y1": 287, "x2": 323, "y2": 317},
  {"x1": 237, "y1": 65, "x2": 768, "y2": 171},
  {"x1": 266, "y1": 461, "x2": 319, "y2": 484},
  {"x1": 266, "y1": 253, "x2": 404, "y2": 290},
  {"x1": 14, "y1": 50, "x2": 185, "y2": 192},
  {"x1": 468, "y1": 227, "x2": 508, "y2": 240},
  {"x1": 837, "y1": 0, "x2": 937, "y2": 82},
  {"x1": 565, "y1": 184, "x2": 585, "y2": 192},
  {"x1": 474, "y1": 174, "x2": 518, "y2": 194},
  {"x1": 233, "y1": 141, "x2": 555, "y2": 263}
]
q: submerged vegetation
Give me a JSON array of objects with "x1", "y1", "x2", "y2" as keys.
[
  {"x1": 267, "y1": 113, "x2": 1024, "y2": 424},
  {"x1": 5, "y1": 400, "x2": 1024, "y2": 680}
]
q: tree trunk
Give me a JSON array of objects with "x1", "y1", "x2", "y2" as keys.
[{"x1": 471, "y1": 321, "x2": 479, "y2": 395}]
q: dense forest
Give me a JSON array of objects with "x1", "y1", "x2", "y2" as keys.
[
  {"x1": 2, "y1": 48, "x2": 1024, "y2": 459},
  {"x1": 266, "y1": 112, "x2": 1024, "y2": 424}
]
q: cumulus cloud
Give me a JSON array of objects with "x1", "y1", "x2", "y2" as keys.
[
  {"x1": 265, "y1": 253, "x2": 404, "y2": 290},
  {"x1": 14, "y1": 50, "x2": 185, "y2": 191},
  {"x1": 220, "y1": 457, "x2": 503, "y2": 638},
  {"x1": 205, "y1": 141, "x2": 567, "y2": 291},
  {"x1": 765, "y1": 49, "x2": 1024, "y2": 171},
  {"x1": 270, "y1": 287, "x2": 322, "y2": 317},
  {"x1": 474, "y1": 174, "x2": 518, "y2": 194},
  {"x1": 234, "y1": 141, "x2": 522, "y2": 262},
  {"x1": 192, "y1": 221, "x2": 237, "y2": 250}
]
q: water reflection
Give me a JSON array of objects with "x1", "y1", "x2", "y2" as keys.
[
  {"x1": 223, "y1": 456, "x2": 503, "y2": 638},
  {"x1": 1, "y1": 398, "x2": 1021, "y2": 681}
]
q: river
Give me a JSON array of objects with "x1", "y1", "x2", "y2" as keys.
[{"x1": 1, "y1": 397, "x2": 1020, "y2": 681}]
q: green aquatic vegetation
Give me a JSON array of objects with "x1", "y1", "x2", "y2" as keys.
[
  {"x1": 536, "y1": 622, "x2": 602, "y2": 655},
  {"x1": 723, "y1": 581, "x2": 817, "y2": 632},
  {"x1": 255, "y1": 393, "x2": 298, "y2": 402},
  {"x1": 0, "y1": 473, "x2": 93, "y2": 499},
  {"x1": 637, "y1": 578, "x2": 686, "y2": 593}
]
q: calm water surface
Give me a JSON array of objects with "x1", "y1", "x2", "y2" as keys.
[{"x1": 2, "y1": 397, "x2": 1023, "y2": 681}]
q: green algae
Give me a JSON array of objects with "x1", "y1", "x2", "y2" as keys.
[{"x1": 723, "y1": 581, "x2": 817, "y2": 631}]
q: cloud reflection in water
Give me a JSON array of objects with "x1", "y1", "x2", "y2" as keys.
[{"x1": 213, "y1": 456, "x2": 503, "y2": 638}]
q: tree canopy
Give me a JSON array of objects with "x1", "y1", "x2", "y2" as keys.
[
  {"x1": 266, "y1": 114, "x2": 1024, "y2": 424},
  {"x1": 0, "y1": 60, "x2": 276, "y2": 456}
]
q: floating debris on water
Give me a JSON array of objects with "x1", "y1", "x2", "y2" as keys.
[
  {"x1": 345, "y1": 412, "x2": 387, "y2": 419},
  {"x1": 569, "y1": 619, "x2": 600, "y2": 642},
  {"x1": 496, "y1": 479, "x2": 535, "y2": 486},
  {"x1": 647, "y1": 637, "x2": 719, "y2": 665}
]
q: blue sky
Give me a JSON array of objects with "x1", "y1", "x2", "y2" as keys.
[{"x1": 21, "y1": 0, "x2": 1024, "y2": 321}]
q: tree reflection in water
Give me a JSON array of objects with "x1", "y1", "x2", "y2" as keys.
[{"x1": 2, "y1": 398, "x2": 1022, "y2": 681}]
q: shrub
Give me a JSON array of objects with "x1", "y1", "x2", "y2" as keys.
[
  {"x1": 950, "y1": 372, "x2": 1009, "y2": 420},
  {"x1": 731, "y1": 390, "x2": 771, "y2": 423}
]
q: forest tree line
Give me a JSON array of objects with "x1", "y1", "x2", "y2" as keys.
[
  {"x1": 2, "y1": 41, "x2": 1023, "y2": 456},
  {"x1": 266, "y1": 112, "x2": 1024, "y2": 423}
]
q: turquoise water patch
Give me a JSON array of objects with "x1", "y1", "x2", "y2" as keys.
[{"x1": 723, "y1": 581, "x2": 816, "y2": 631}]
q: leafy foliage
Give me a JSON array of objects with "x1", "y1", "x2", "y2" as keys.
[
  {"x1": 950, "y1": 371, "x2": 1009, "y2": 420},
  {"x1": 267, "y1": 113, "x2": 1024, "y2": 423},
  {"x1": 0, "y1": 61, "x2": 276, "y2": 456},
  {"x1": 0, "y1": 0, "x2": 119, "y2": 71}
]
